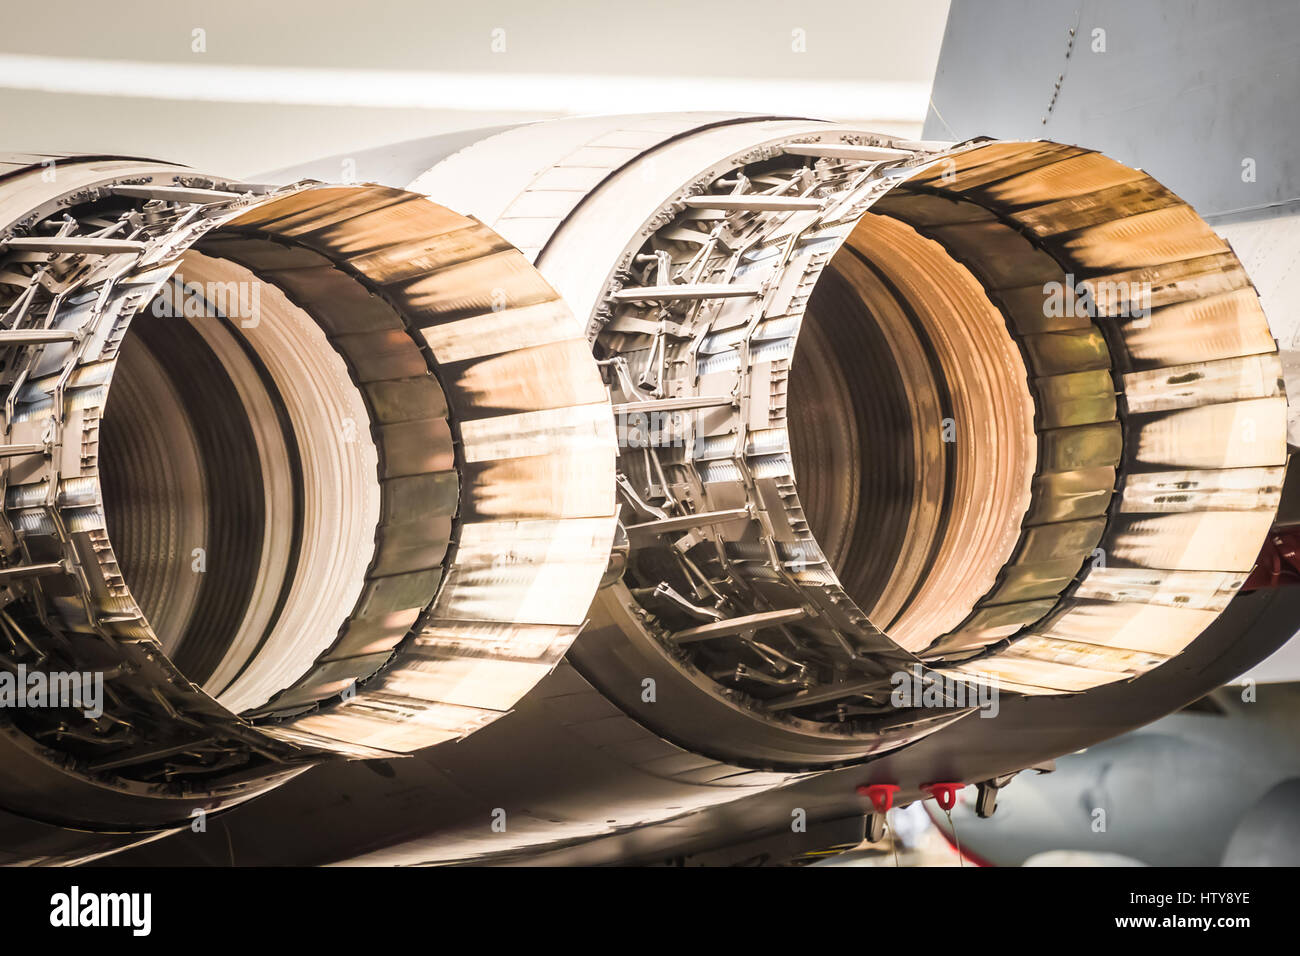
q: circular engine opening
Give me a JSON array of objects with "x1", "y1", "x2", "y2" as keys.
[
  {"x1": 100, "y1": 249, "x2": 381, "y2": 713},
  {"x1": 789, "y1": 212, "x2": 1037, "y2": 652}
]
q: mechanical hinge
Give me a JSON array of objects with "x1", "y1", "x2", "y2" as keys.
[{"x1": 975, "y1": 770, "x2": 1031, "y2": 818}]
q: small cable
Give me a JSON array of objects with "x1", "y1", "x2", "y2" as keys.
[{"x1": 945, "y1": 807, "x2": 963, "y2": 867}]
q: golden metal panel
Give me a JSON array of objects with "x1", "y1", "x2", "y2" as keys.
[
  {"x1": 1005, "y1": 635, "x2": 1168, "y2": 674},
  {"x1": 1035, "y1": 600, "x2": 1221, "y2": 656},
  {"x1": 229, "y1": 187, "x2": 409, "y2": 236},
  {"x1": 459, "y1": 402, "x2": 615, "y2": 464},
  {"x1": 1036, "y1": 370, "x2": 1117, "y2": 428},
  {"x1": 275, "y1": 696, "x2": 499, "y2": 754},
  {"x1": 1021, "y1": 328, "x2": 1112, "y2": 376},
  {"x1": 924, "y1": 221, "x2": 1065, "y2": 288},
  {"x1": 372, "y1": 656, "x2": 555, "y2": 712},
  {"x1": 994, "y1": 281, "x2": 1094, "y2": 335},
  {"x1": 905, "y1": 142, "x2": 1085, "y2": 192},
  {"x1": 234, "y1": 185, "x2": 618, "y2": 754},
  {"x1": 981, "y1": 151, "x2": 1147, "y2": 208},
  {"x1": 256, "y1": 723, "x2": 429, "y2": 760},
  {"x1": 260, "y1": 265, "x2": 407, "y2": 335},
  {"x1": 377, "y1": 418, "x2": 455, "y2": 478},
  {"x1": 392, "y1": 249, "x2": 557, "y2": 322},
  {"x1": 937, "y1": 669, "x2": 1063, "y2": 697},
  {"x1": 1123, "y1": 353, "x2": 1283, "y2": 414},
  {"x1": 898, "y1": 139, "x2": 1283, "y2": 691},
  {"x1": 1039, "y1": 421, "x2": 1123, "y2": 471},
  {"x1": 1016, "y1": 518, "x2": 1107, "y2": 563},
  {"x1": 1119, "y1": 467, "x2": 1285, "y2": 513},
  {"x1": 1132, "y1": 397, "x2": 1287, "y2": 468},
  {"x1": 436, "y1": 516, "x2": 618, "y2": 626},
  {"x1": 420, "y1": 299, "x2": 578, "y2": 363},
  {"x1": 1025, "y1": 467, "x2": 1116, "y2": 522},
  {"x1": 1013, "y1": 178, "x2": 1179, "y2": 236},
  {"x1": 1058, "y1": 204, "x2": 1230, "y2": 270},
  {"x1": 318, "y1": 202, "x2": 474, "y2": 256},
  {"x1": 331, "y1": 328, "x2": 431, "y2": 382},
  {"x1": 1121, "y1": 289, "x2": 1276, "y2": 368},
  {"x1": 414, "y1": 621, "x2": 581, "y2": 665},
  {"x1": 1082, "y1": 253, "x2": 1250, "y2": 314},
  {"x1": 950, "y1": 655, "x2": 1127, "y2": 693},
  {"x1": 1074, "y1": 566, "x2": 1246, "y2": 611},
  {"x1": 302, "y1": 198, "x2": 465, "y2": 258},
  {"x1": 444, "y1": 339, "x2": 612, "y2": 415},
  {"x1": 466, "y1": 450, "x2": 618, "y2": 519},
  {"x1": 988, "y1": 558, "x2": 1088, "y2": 603},
  {"x1": 870, "y1": 191, "x2": 996, "y2": 226},
  {"x1": 347, "y1": 222, "x2": 515, "y2": 283},
  {"x1": 1107, "y1": 510, "x2": 1277, "y2": 572}
]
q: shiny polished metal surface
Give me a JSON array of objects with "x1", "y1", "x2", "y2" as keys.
[
  {"x1": 0, "y1": 155, "x2": 615, "y2": 826},
  {"x1": 404, "y1": 116, "x2": 1284, "y2": 762},
  {"x1": 0, "y1": 115, "x2": 1285, "y2": 857}
]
